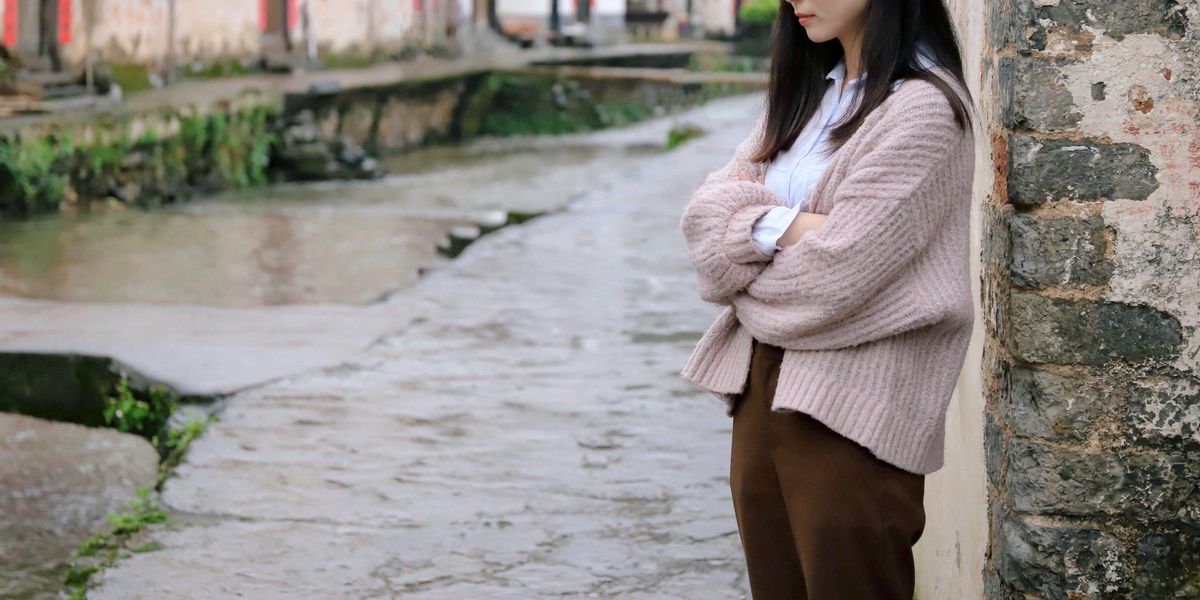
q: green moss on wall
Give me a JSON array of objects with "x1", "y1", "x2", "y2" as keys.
[
  {"x1": 108, "y1": 63, "x2": 154, "y2": 95},
  {"x1": 470, "y1": 71, "x2": 656, "y2": 135},
  {"x1": 0, "y1": 102, "x2": 281, "y2": 218},
  {"x1": 0, "y1": 60, "x2": 760, "y2": 219},
  {"x1": 470, "y1": 70, "x2": 752, "y2": 137},
  {"x1": 0, "y1": 134, "x2": 73, "y2": 216}
]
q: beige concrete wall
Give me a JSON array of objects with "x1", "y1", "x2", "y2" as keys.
[
  {"x1": 914, "y1": 1, "x2": 991, "y2": 599},
  {"x1": 66, "y1": 0, "x2": 170, "y2": 65},
  {"x1": 54, "y1": 0, "x2": 420, "y2": 68},
  {"x1": 309, "y1": 0, "x2": 417, "y2": 53},
  {"x1": 60, "y1": 0, "x2": 259, "y2": 65},
  {"x1": 172, "y1": 0, "x2": 261, "y2": 60},
  {"x1": 696, "y1": 0, "x2": 735, "y2": 37}
]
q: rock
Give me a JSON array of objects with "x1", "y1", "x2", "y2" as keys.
[{"x1": 0, "y1": 413, "x2": 158, "y2": 598}]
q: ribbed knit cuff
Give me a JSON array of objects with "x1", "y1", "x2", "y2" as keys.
[{"x1": 723, "y1": 204, "x2": 779, "y2": 264}]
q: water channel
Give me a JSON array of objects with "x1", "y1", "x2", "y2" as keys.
[
  {"x1": 0, "y1": 131, "x2": 667, "y2": 308},
  {"x1": 0, "y1": 118, "x2": 678, "y2": 598}
]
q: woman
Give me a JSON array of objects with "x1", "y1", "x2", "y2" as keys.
[{"x1": 678, "y1": 0, "x2": 978, "y2": 598}]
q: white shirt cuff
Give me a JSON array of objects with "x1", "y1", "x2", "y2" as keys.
[{"x1": 750, "y1": 205, "x2": 800, "y2": 256}]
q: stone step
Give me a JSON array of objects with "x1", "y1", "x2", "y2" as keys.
[
  {"x1": 0, "y1": 95, "x2": 46, "y2": 117},
  {"x1": 13, "y1": 69, "x2": 92, "y2": 100},
  {"x1": 17, "y1": 69, "x2": 76, "y2": 86},
  {"x1": 39, "y1": 83, "x2": 91, "y2": 99}
]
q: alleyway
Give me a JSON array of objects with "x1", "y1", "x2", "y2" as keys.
[{"x1": 89, "y1": 93, "x2": 766, "y2": 599}]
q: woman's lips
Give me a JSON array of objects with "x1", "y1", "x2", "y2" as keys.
[{"x1": 796, "y1": 13, "x2": 813, "y2": 25}]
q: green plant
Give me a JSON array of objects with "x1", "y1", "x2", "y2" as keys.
[
  {"x1": 247, "y1": 128, "x2": 278, "y2": 186},
  {"x1": 738, "y1": 0, "x2": 778, "y2": 24},
  {"x1": 664, "y1": 123, "x2": 705, "y2": 151},
  {"x1": 82, "y1": 137, "x2": 131, "y2": 177},
  {"x1": 0, "y1": 134, "x2": 71, "y2": 215},
  {"x1": 319, "y1": 49, "x2": 379, "y2": 70},
  {"x1": 205, "y1": 104, "x2": 280, "y2": 188},
  {"x1": 63, "y1": 485, "x2": 171, "y2": 599},
  {"x1": 105, "y1": 486, "x2": 169, "y2": 534},
  {"x1": 102, "y1": 377, "x2": 178, "y2": 438},
  {"x1": 739, "y1": 0, "x2": 777, "y2": 23},
  {"x1": 184, "y1": 58, "x2": 252, "y2": 79},
  {"x1": 165, "y1": 417, "x2": 208, "y2": 453},
  {"x1": 108, "y1": 63, "x2": 154, "y2": 94},
  {"x1": 156, "y1": 416, "x2": 212, "y2": 485}
]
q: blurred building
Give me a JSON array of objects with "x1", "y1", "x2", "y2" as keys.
[
  {"x1": 482, "y1": 0, "x2": 734, "y2": 45},
  {"x1": 693, "y1": 0, "x2": 737, "y2": 37},
  {"x1": 0, "y1": 0, "x2": 457, "y2": 81},
  {"x1": 497, "y1": 0, "x2": 624, "y2": 45},
  {"x1": 0, "y1": 0, "x2": 738, "y2": 98},
  {"x1": 496, "y1": 0, "x2": 736, "y2": 45}
]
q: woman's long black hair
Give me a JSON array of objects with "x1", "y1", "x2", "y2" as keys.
[{"x1": 747, "y1": 0, "x2": 976, "y2": 164}]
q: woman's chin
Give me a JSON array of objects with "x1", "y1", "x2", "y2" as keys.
[{"x1": 802, "y1": 29, "x2": 832, "y2": 44}]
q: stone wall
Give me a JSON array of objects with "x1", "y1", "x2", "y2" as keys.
[
  {"x1": 277, "y1": 67, "x2": 760, "y2": 175},
  {"x1": 0, "y1": 94, "x2": 281, "y2": 217},
  {"x1": 982, "y1": 1, "x2": 1200, "y2": 598},
  {"x1": 0, "y1": 66, "x2": 762, "y2": 217}
]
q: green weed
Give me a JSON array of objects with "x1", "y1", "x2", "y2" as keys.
[{"x1": 102, "y1": 377, "x2": 178, "y2": 438}]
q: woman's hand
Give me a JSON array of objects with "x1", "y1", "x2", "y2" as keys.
[{"x1": 777, "y1": 212, "x2": 828, "y2": 247}]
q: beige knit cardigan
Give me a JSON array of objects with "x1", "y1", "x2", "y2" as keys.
[{"x1": 678, "y1": 67, "x2": 977, "y2": 475}]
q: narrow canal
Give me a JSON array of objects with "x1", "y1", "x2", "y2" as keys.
[
  {"x1": 0, "y1": 116, "x2": 678, "y2": 599},
  {"x1": 0, "y1": 132, "x2": 665, "y2": 307}
]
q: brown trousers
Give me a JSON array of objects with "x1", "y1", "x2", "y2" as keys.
[{"x1": 729, "y1": 338, "x2": 927, "y2": 600}]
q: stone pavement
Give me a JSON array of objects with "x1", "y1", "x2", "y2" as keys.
[
  {"x1": 89, "y1": 93, "x2": 766, "y2": 599},
  {"x1": 0, "y1": 40, "x2": 763, "y2": 400},
  {"x1": 0, "y1": 104, "x2": 699, "y2": 398}
]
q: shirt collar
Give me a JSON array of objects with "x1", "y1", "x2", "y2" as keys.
[{"x1": 825, "y1": 42, "x2": 939, "y2": 93}]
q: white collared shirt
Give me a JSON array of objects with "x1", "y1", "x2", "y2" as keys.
[{"x1": 751, "y1": 45, "x2": 940, "y2": 256}]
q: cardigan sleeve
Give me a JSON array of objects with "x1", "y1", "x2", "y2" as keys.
[
  {"x1": 750, "y1": 205, "x2": 800, "y2": 256},
  {"x1": 679, "y1": 112, "x2": 785, "y2": 305},
  {"x1": 732, "y1": 91, "x2": 971, "y2": 350}
]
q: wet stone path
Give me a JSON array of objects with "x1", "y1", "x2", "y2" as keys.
[{"x1": 91, "y1": 95, "x2": 765, "y2": 599}]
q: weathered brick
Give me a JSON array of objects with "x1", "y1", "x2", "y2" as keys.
[
  {"x1": 1004, "y1": 438, "x2": 1200, "y2": 525},
  {"x1": 1132, "y1": 529, "x2": 1200, "y2": 598},
  {"x1": 985, "y1": 405, "x2": 1005, "y2": 490},
  {"x1": 1008, "y1": 135, "x2": 1159, "y2": 206},
  {"x1": 1012, "y1": 0, "x2": 1188, "y2": 52},
  {"x1": 993, "y1": 506, "x2": 1129, "y2": 600},
  {"x1": 982, "y1": 564, "x2": 1024, "y2": 600},
  {"x1": 998, "y1": 56, "x2": 1081, "y2": 133},
  {"x1": 339, "y1": 102, "x2": 378, "y2": 148},
  {"x1": 982, "y1": 202, "x2": 1014, "y2": 337},
  {"x1": 1007, "y1": 292, "x2": 1183, "y2": 364},
  {"x1": 987, "y1": 0, "x2": 1018, "y2": 52},
  {"x1": 1126, "y1": 375, "x2": 1200, "y2": 450},
  {"x1": 1009, "y1": 212, "x2": 1111, "y2": 287},
  {"x1": 1002, "y1": 365, "x2": 1110, "y2": 443}
]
